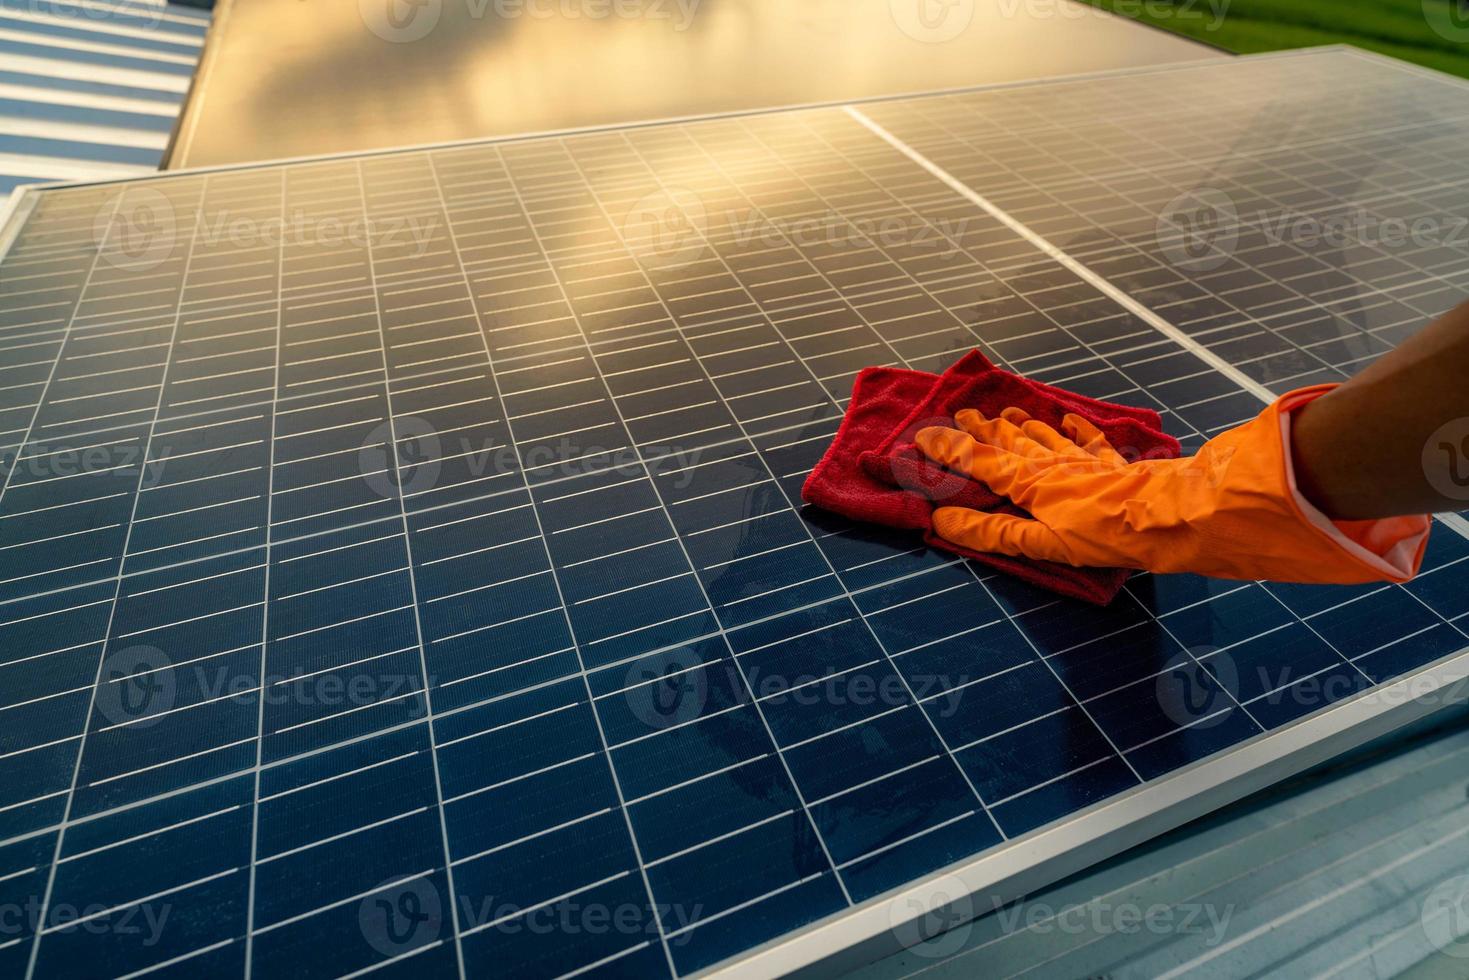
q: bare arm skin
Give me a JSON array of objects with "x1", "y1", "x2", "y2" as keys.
[{"x1": 1292, "y1": 299, "x2": 1469, "y2": 520}]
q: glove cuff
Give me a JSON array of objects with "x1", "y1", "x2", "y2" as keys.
[{"x1": 1276, "y1": 385, "x2": 1431, "y2": 583}]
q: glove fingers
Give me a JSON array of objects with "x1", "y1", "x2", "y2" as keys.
[
  {"x1": 1001, "y1": 406, "x2": 1107, "y2": 461},
  {"x1": 958, "y1": 407, "x2": 1098, "y2": 464},
  {"x1": 1018, "y1": 418, "x2": 1091, "y2": 458},
  {"x1": 1061, "y1": 413, "x2": 1127, "y2": 466},
  {"x1": 915, "y1": 425, "x2": 1028, "y2": 497},
  {"x1": 952, "y1": 408, "x2": 1037, "y2": 457},
  {"x1": 932, "y1": 507, "x2": 1073, "y2": 563}
]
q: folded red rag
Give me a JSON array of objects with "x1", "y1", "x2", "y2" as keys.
[{"x1": 802, "y1": 350, "x2": 1182, "y2": 606}]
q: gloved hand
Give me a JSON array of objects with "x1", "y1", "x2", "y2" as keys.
[{"x1": 915, "y1": 385, "x2": 1431, "y2": 584}]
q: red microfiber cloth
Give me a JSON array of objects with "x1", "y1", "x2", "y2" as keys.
[{"x1": 802, "y1": 350, "x2": 1182, "y2": 606}]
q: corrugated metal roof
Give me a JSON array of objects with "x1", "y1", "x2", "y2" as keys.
[
  {"x1": 852, "y1": 708, "x2": 1469, "y2": 979},
  {"x1": 0, "y1": 0, "x2": 207, "y2": 194}
]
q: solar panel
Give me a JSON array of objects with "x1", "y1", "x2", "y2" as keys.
[{"x1": 1, "y1": 45, "x2": 1467, "y2": 980}]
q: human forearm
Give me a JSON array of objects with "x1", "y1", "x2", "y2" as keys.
[{"x1": 1291, "y1": 300, "x2": 1469, "y2": 520}]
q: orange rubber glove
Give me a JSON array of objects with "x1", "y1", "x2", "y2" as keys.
[{"x1": 915, "y1": 385, "x2": 1431, "y2": 584}]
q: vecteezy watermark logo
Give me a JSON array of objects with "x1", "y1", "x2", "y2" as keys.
[
  {"x1": 96, "y1": 188, "x2": 177, "y2": 273},
  {"x1": 621, "y1": 187, "x2": 707, "y2": 272},
  {"x1": 888, "y1": 874, "x2": 975, "y2": 957},
  {"x1": 360, "y1": 0, "x2": 443, "y2": 41},
  {"x1": 624, "y1": 647, "x2": 709, "y2": 732},
  {"x1": 2, "y1": 898, "x2": 172, "y2": 946},
  {"x1": 455, "y1": 895, "x2": 703, "y2": 945},
  {"x1": 1424, "y1": 0, "x2": 1469, "y2": 42},
  {"x1": 1156, "y1": 647, "x2": 1237, "y2": 730},
  {"x1": 357, "y1": 422, "x2": 707, "y2": 498},
  {"x1": 1255, "y1": 209, "x2": 1469, "y2": 253},
  {"x1": 1423, "y1": 417, "x2": 1469, "y2": 502},
  {"x1": 1156, "y1": 188, "x2": 1238, "y2": 272},
  {"x1": 744, "y1": 666, "x2": 968, "y2": 718},
  {"x1": 97, "y1": 195, "x2": 436, "y2": 271},
  {"x1": 1111, "y1": 0, "x2": 1230, "y2": 29},
  {"x1": 94, "y1": 646, "x2": 176, "y2": 729},
  {"x1": 360, "y1": 877, "x2": 444, "y2": 957},
  {"x1": 1423, "y1": 875, "x2": 1469, "y2": 957},
  {"x1": 890, "y1": 0, "x2": 975, "y2": 42},
  {"x1": 361, "y1": 0, "x2": 701, "y2": 40},
  {"x1": 361, "y1": 416, "x2": 443, "y2": 500},
  {"x1": 992, "y1": 898, "x2": 1234, "y2": 944},
  {"x1": 30, "y1": 0, "x2": 165, "y2": 30}
]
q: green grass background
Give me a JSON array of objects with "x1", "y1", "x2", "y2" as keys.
[{"x1": 1075, "y1": 0, "x2": 1469, "y2": 79}]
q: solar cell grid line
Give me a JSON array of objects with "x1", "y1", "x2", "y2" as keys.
[
  {"x1": 44, "y1": 189, "x2": 277, "y2": 975},
  {"x1": 854, "y1": 52, "x2": 1469, "y2": 530},
  {"x1": 499, "y1": 143, "x2": 981, "y2": 567},
  {"x1": 1031, "y1": 128, "x2": 1449, "y2": 389},
  {"x1": 758, "y1": 121, "x2": 1181, "y2": 393},
  {"x1": 240, "y1": 165, "x2": 289, "y2": 980},
  {"x1": 611, "y1": 113, "x2": 1266, "y2": 792},
  {"x1": 21, "y1": 174, "x2": 215, "y2": 980},
  {"x1": 352, "y1": 154, "x2": 666, "y2": 980},
  {"x1": 21, "y1": 164, "x2": 414, "y2": 975},
  {"x1": 515, "y1": 126, "x2": 1008, "y2": 842},
  {"x1": 637, "y1": 131, "x2": 946, "y2": 390},
  {"x1": 977, "y1": 53, "x2": 1406, "y2": 173},
  {"x1": 834, "y1": 132, "x2": 1316, "y2": 437},
  {"x1": 686, "y1": 117, "x2": 1173, "y2": 459},
  {"x1": 716, "y1": 115, "x2": 1175, "y2": 423},
  {"x1": 342, "y1": 155, "x2": 468, "y2": 979},
  {"x1": 1144, "y1": 173, "x2": 1469, "y2": 386},
  {"x1": 435, "y1": 140, "x2": 889, "y2": 974},
  {"x1": 0, "y1": 192, "x2": 121, "y2": 502},
  {"x1": 857, "y1": 49, "x2": 1469, "y2": 402},
  {"x1": 248, "y1": 163, "x2": 448, "y2": 980},
  {"x1": 693, "y1": 113, "x2": 1280, "y2": 696},
  {"x1": 434, "y1": 135, "x2": 998, "y2": 975},
  {"x1": 393, "y1": 149, "x2": 719, "y2": 969},
  {"x1": 74, "y1": 174, "x2": 279, "y2": 814},
  {"x1": 846, "y1": 104, "x2": 1463, "y2": 478},
  {"x1": 693, "y1": 113, "x2": 1463, "y2": 752},
  {"x1": 546, "y1": 110, "x2": 1151, "y2": 834},
  {"x1": 0, "y1": 178, "x2": 208, "y2": 859},
  {"x1": 810, "y1": 127, "x2": 1264, "y2": 440},
  {"x1": 631, "y1": 84, "x2": 1410, "y2": 846},
  {"x1": 0, "y1": 94, "x2": 1398, "y2": 787},
  {"x1": 837, "y1": 99, "x2": 1469, "y2": 686},
  {"x1": 424, "y1": 148, "x2": 708, "y2": 980},
  {"x1": 603, "y1": 118, "x2": 1163, "y2": 787},
  {"x1": 0, "y1": 194, "x2": 157, "y2": 608}
]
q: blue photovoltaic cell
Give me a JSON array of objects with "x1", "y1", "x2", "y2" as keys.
[{"x1": 0, "y1": 47, "x2": 1467, "y2": 980}]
